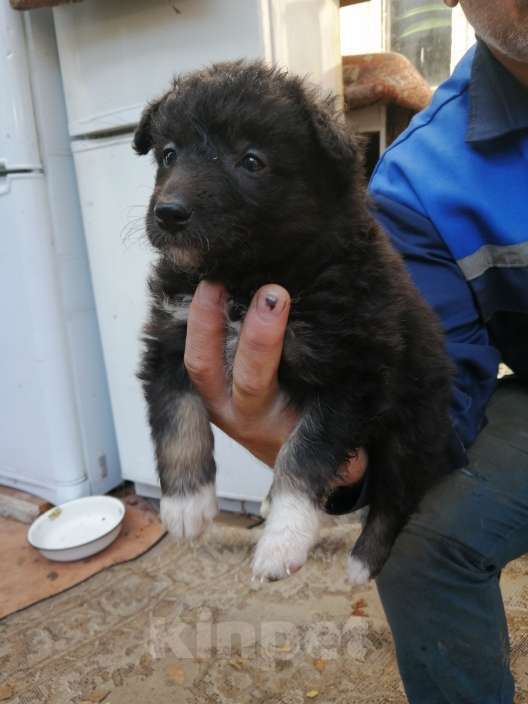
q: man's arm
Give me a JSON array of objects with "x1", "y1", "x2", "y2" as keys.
[{"x1": 371, "y1": 192, "x2": 501, "y2": 456}]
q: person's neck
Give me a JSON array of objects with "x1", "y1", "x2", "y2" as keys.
[{"x1": 488, "y1": 45, "x2": 528, "y2": 89}]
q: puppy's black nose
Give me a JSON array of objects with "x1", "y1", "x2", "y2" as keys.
[{"x1": 154, "y1": 200, "x2": 193, "y2": 229}]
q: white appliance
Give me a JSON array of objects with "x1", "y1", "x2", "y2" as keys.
[
  {"x1": 52, "y1": 0, "x2": 343, "y2": 510},
  {"x1": 0, "y1": 5, "x2": 121, "y2": 504}
]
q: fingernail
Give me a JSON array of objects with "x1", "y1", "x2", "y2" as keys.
[
  {"x1": 265, "y1": 294, "x2": 278, "y2": 310},
  {"x1": 196, "y1": 280, "x2": 224, "y2": 305},
  {"x1": 256, "y1": 287, "x2": 287, "y2": 316}
]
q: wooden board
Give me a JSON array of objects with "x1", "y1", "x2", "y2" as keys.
[{"x1": 0, "y1": 485, "x2": 51, "y2": 524}]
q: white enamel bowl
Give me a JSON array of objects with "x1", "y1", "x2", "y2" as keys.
[{"x1": 27, "y1": 496, "x2": 125, "y2": 562}]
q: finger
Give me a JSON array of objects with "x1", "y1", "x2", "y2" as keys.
[
  {"x1": 232, "y1": 285, "x2": 291, "y2": 417},
  {"x1": 184, "y1": 281, "x2": 227, "y2": 406},
  {"x1": 335, "y1": 448, "x2": 368, "y2": 486}
]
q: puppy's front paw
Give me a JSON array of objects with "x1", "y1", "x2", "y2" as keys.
[
  {"x1": 160, "y1": 483, "x2": 218, "y2": 540},
  {"x1": 347, "y1": 555, "x2": 371, "y2": 585},
  {"x1": 252, "y1": 493, "x2": 320, "y2": 581},
  {"x1": 252, "y1": 527, "x2": 311, "y2": 581}
]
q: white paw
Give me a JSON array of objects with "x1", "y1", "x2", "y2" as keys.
[
  {"x1": 252, "y1": 492, "x2": 320, "y2": 581},
  {"x1": 347, "y1": 555, "x2": 371, "y2": 585},
  {"x1": 252, "y1": 528, "x2": 312, "y2": 580},
  {"x1": 160, "y1": 484, "x2": 218, "y2": 540}
]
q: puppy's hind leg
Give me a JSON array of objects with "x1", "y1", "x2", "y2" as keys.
[
  {"x1": 348, "y1": 441, "x2": 416, "y2": 585},
  {"x1": 348, "y1": 498, "x2": 407, "y2": 585}
]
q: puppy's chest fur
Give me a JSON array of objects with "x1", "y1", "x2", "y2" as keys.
[{"x1": 159, "y1": 294, "x2": 317, "y2": 388}]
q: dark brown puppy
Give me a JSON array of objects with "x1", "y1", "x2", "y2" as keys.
[{"x1": 135, "y1": 61, "x2": 454, "y2": 583}]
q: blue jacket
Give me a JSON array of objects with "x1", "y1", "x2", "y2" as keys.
[{"x1": 369, "y1": 41, "x2": 528, "y2": 458}]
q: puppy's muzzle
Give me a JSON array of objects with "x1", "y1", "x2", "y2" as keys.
[{"x1": 154, "y1": 199, "x2": 193, "y2": 231}]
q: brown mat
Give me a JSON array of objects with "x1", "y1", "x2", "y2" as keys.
[{"x1": 0, "y1": 494, "x2": 166, "y2": 619}]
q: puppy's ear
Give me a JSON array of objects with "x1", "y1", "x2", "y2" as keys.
[
  {"x1": 309, "y1": 95, "x2": 359, "y2": 189},
  {"x1": 133, "y1": 97, "x2": 163, "y2": 155}
]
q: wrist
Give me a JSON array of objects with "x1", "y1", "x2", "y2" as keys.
[
  {"x1": 230, "y1": 412, "x2": 297, "y2": 469},
  {"x1": 236, "y1": 435, "x2": 283, "y2": 468}
]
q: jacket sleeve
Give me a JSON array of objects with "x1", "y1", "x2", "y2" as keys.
[
  {"x1": 371, "y1": 192, "x2": 500, "y2": 455},
  {"x1": 324, "y1": 189, "x2": 501, "y2": 516}
]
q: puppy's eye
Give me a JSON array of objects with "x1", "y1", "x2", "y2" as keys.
[
  {"x1": 162, "y1": 148, "x2": 177, "y2": 168},
  {"x1": 239, "y1": 153, "x2": 265, "y2": 173}
]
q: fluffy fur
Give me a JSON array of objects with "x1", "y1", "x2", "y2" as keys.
[{"x1": 135, "y1": 61, "x2": 454, "y2": 582}]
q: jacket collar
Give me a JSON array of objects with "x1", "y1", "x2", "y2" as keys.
[{"x1": 466, "y1": 39, "x2": 528, "y2": 143}]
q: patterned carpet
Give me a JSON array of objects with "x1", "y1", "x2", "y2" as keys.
[{"x1": 2, "y1": 518, "x2": 528, "y2": 704}]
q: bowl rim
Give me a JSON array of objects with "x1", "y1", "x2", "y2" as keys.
[{"x1": 27, "y1": 495, "x2": 125, "y2": 552}]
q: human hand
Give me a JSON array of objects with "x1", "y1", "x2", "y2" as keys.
[
  {"x1": 185, "y1": 281, "x2": 298, "y2": 467},
  {"x1": 335, "y1": 448, "x2": 368, "y2": 487},
  {"x1": 185, "y1": 280, "x2": 368, "y2": 485}
]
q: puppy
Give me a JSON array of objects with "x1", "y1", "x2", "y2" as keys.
[{"x1": 134, "y1": 61, "x2": 454, "y2": 584}]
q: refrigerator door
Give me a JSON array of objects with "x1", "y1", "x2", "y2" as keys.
[
  {"x1": 0, "y1": 1, "x2": 41, "y2": 170},
  {"x1": 23, "y1": 8, "x2": 121, "y2": 497},
  {"x1": 0, "y1": 172, "x2": 91, "y2": 503},
  {"x1": 53, "y1": 0, "x2": 341, "y2": 137},
  {"x1": 71, "y1": 134, "x2": 273, "y2": 504}
]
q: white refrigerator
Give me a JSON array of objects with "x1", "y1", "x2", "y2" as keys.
[
  {"x1": 51, "y1": 0, "x2": 343, "y2": 511},
  {"x1": 0, "y1": 4, "x2": 121, "y2": 504}
]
